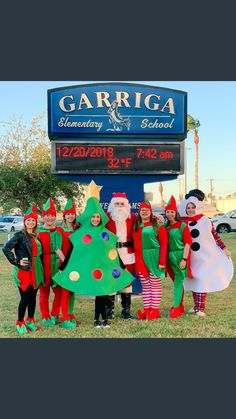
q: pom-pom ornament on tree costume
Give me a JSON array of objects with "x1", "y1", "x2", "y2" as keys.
[{"x1": 53, "y1": 182, "x2": 134, "y2": 296}]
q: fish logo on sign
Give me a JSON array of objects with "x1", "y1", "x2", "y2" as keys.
[{"x1": 107, "y1": 101, "x2": 131, "y2": 132}]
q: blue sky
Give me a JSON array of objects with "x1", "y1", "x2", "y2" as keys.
[{"x1": 0, "y1": 81, "x2": 235, "y2": 201}]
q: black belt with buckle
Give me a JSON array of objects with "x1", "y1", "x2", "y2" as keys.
[{"x1": 116, "y1": 242, "x2": 132, "y2": 248}]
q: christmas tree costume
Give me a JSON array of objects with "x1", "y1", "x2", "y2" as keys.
[
  {"x1": 165, "y1": 196, "x2": 192, "y2": 319},
  {"x1": 38, "y1": 198, "x2": 63, "y2": 326},
  {"x1": 106, "y1": 192, "x2": 136, "y2": 320},
  {"x1": 53, "y1": 197, "x2": 134, "y2": 297},
  {"x1": 56, "y1": 199, "x2": 79, "y2": 329},
  {"x1": 178, "y1": 191, "x2": 234, "y2": 314},
  {"x1": 132, "y1": 201, "x2": 168, "y2": 320},
  {"x1": 2, "y1": 205, "x2": 44, "y2": 335}
]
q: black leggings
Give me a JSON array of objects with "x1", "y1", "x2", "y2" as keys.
[
  {"x1": 94, "y1": 296, "x2": 107, "y2": 321},
  {"x1": 18, "y1": 286, "x2": 38, "y2": 321}
]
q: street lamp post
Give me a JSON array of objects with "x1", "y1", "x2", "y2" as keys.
[{"x1": 159, "y1": 182, "x2": 164, "y2": 210}]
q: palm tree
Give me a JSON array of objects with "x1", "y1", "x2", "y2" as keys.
[
  {"x1": 187, "y1": 115, "x2": 200, "y2": 189},
  {"x1": 159, "y1": 182, "x2": 164, "y2": 209}
]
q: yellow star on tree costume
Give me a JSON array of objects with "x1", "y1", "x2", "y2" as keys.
[{"x1": 87, "y1": 180, "x2": 103, "y2": 200}]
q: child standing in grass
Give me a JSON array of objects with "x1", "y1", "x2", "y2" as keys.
[
  {"x1": 2, "y1": 206, "x2": 44, "y2": 335},
  {"x1": 179, "y1": 189, "x2": 233, "y2": 317}
]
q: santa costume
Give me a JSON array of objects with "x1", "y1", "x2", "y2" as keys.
[
  {"x1": 132, "y1": 200, "x2": 168, "y2": 320},
  {"x1": 38, "y1": 198, "x2": 64, "y2": 326},
  {"x1": 106, "y1": 192, "x2": 136, "y2": 320},
  {"x1": 165, "y1": 196, "x2": 192, "y2": 318},
  {"x1": 178, "y1": 189, "x2": 234, "y2": 315}
]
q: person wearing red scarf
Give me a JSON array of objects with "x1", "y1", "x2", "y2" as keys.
[
  {"x1": 132, "y1": 200, "x2": 168, "y2": 320},
  {"x1": 179, "y1": 189, "x2": 233, "y2": 317}
]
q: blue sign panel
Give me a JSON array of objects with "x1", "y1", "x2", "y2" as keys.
[{"x1": 48, "y1": 83, "x2": 187, "y2": 140}]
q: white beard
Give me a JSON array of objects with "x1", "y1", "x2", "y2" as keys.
[{"x1": 110, "y1": 207, "x2": 130, "y2": 223}]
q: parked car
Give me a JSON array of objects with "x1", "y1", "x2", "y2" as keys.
[
  {"x1": 0, "y1": 216, "x2": 24, "y2": 233},
  {"x1": 211, "y1": 210, "x2": 236, "y2": 233}
]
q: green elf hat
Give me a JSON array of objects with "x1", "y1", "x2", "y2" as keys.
[
  {"x1": 42, "y1": 198, "x2": 56, "y2": 217},
  {"x1": 165, "y1": 195, "x2": 177, "y2": 213},
  {"x1": 63, "y1": 199, "x2": 76, "y2": 217},
  {"x1": 139, "y1": 200, "x2": 152, "y2": 213},
  {"x1": 24, "y1": 205, "x2": 38, "y2": 221}
]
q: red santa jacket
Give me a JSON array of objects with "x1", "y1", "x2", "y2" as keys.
[{"x1": 106, "y1": 212, "x2": 136, "y2": 255}]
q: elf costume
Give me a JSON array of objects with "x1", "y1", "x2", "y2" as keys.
[
  {"x1": 178, "y1": 191, "x2": 234, "y2": 315},
  {"x1": 38, "y1": 198, "x2": 63, "y2": 326},
  {"x1": 2, "y1": 205, "x2": 44, "y2": 335},
  {"x1": 165, "y1": 196, "x2": 192, "y2": 319},
  {"x1": 53, "y1": 197, "x2": 134, "y2": 298},
  {"x1": 56, "y1": 199, "x2": 79, "y2": 329},
  {"x1": 132, "y1": 200, "x2": 168, "y2": 321}
]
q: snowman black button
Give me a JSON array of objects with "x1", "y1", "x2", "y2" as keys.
[
  {"x1": 191, "y1": 229, "x2": 200, "y2": 238},
  {"x1": 189, "y1": 221, "x2": 198, "y2": 227},
  {"x1": 191, "y1": 242, "x2": 200, "y2": 251}
]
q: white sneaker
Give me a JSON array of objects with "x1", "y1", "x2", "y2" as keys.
[
  {"x1": 101, "y1": 320, "x2": 110, "y2": 329},
  {"x1": 195, "y1": 311, "x2": 206, "y2": 317},
  {"x1": 94, "y1": 320, "x2": 101, "y2": 328},
  {"x1": 187, "y1": 307, "x2": 195, "y2": 314}
]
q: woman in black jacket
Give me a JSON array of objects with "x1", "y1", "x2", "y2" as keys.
[{"x1": 2, "y1": 206, "x2": 44, "y2": 335}]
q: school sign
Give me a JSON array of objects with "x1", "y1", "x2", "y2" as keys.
[
  {"x1": 48, "y1": 82, "x2": 187, "y2": 139},
  {"x1": 48, "y1": 82, "x2": 187, "y2": 208}
]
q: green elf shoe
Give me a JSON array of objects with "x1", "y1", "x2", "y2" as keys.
[
  {"x1": 16, "y1": 321, "x2": 29, "y2": 335},
  {"x1": 60, "y1": 319, "x2": 77, "y2": 329},
  {"x1": 51, "y1": 315, "x2": 61, "y2": 325},
  {"x1": 25, "y1": 318, "x2": 39, "y2": 332},
  {"x1": 69, "y1": 314, "x2": 80, "y2": 326},
  {"x1": 41, "y1": 317, "x2": 55, "y2": 327}
]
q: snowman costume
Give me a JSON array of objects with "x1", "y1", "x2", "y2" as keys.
[{"x1": 178, "y1": 196, "x2": 233, "y2": 293}]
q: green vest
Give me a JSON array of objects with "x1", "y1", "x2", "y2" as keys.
[
  {"x1": 141, "y1": 224, "x2": 165, "y2": 280},
  {"x1": 166, "y1": 222, "x2": 187, "y2": 281}
]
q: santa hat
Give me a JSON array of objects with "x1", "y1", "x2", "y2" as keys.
[
  {"x1": 24, "y1": 205, "x2": 38, "y2": 222},
  {"x1": 139, "y1": 200, "x2": 152, "y2": 212},
  {"x1": 110, "y1": 192, "x2": 129, "y2": 205},
  {"x1": 63, "y1": 199, "x2": 76, "y2": 216},
  {"x1": 165, "y1": 195, "x2": 177, "y2": 213},
  {"x1": 42, "y1": 198, "x2": 56, "y2": 217}
]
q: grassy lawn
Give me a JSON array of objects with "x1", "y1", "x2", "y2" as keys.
[{"x1": 0, "y1": 232, "x2": 235, "y2": 338}]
